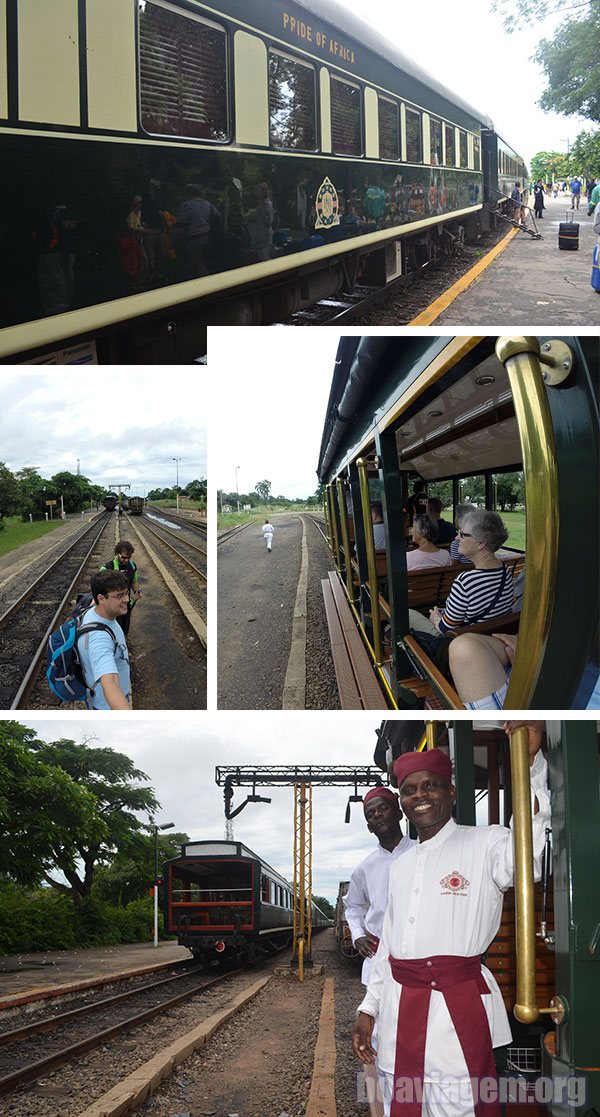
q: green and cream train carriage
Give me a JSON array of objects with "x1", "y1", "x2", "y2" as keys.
[
  {"x1": 0, "y1": 0, "x2": 524, "y2": 362},
  {"x1": 318, "y1": 335, "x2": 599, "y2": 711}
]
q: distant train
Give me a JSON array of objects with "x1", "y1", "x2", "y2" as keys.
[
  {"x1": 128, "y1": 497, "x2": 145, "y2": 516},
  {"x1": 334, "y1": 881, "x2": 359, "y2": 960},
  {"x1": 163, "y1": 840, "x2": 331, "y2": 962},
  {"x1": 102, "y1": 495, "x2": 118, "y2": 511},
  {"x1": 1, "y1": 0, "x2": 527, "y2": 362}
]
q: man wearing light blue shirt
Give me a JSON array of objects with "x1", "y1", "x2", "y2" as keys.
[{"x1": 78, "y1": 570, "x2": 131, "y2": 710}]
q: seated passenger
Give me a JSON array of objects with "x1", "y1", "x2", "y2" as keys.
[
  {"x1": 371, "y1": 502, "x2": 386, "y2": 552},
  {"x1": 406, "y1": 515, "x2": 453, "y2": 570},
  {"x1": 427, "y1": 497, "x2": 456, "y2": 545},
  {"x1": 449, "y1": 503, "x2": 476, "y2": 564},
  {"x1": 409, "y1": 508, "x2": 514, "y2": 636}
]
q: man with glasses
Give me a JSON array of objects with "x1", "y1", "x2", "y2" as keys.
[{"x1": 77, "y1": 570, "x2": 131, "y2": 710}]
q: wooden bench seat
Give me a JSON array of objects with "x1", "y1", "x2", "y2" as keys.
[{"x1": 321, "y1": 573, "x2": 387, "y2": 710}]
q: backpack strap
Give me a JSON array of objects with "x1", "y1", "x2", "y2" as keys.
[{"x1": 76, "y1": 621, "x2": 120, "y2": 696}]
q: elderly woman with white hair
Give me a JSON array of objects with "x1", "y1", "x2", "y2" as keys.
[
  {"x1": 406, "y1": 514, "x2": 453, "y2": 570},
  {"x1": 410, "y1": 507, "x2": 514, "y2": 636}
]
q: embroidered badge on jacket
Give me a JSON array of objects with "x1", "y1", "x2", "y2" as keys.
[{"x1": 440, "y1": 870, "x2": 470, "y2": 894}]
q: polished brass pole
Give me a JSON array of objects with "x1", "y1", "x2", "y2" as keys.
[
  {"x1": 510, "y1": 726, "x2": 539, "y2": 1023},
  {"x1": 425, "y1": 721, "x2": 437, "y2": 749},
  {"x1": 337, "y1": 478, "x2": 354, "y2": 598},
  {"x1": 357, "y1": 458, "x2": 383, "y2": 665}
]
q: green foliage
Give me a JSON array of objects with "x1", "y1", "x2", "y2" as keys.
[
  {"x1": 570, "y1": 129, "x2": 600, "y2": 174},
  {"x1": 0, "y1": 722, "x2": 105, "y2": 888},
  {"x1": 530, "y1": 151, "x2": 571, "y2": 182},
  {"x1": 0, "y1": 516, "x2": 66, "y2": 557},
  {"x1": 535, "y1": 5, "x2": 600, "y2": 122},
  {"x1": 495, "y1": 472, "x2": 525, "y2": 511},
  {"x1": 0, "y1": 882, "x2": 166, "y2": 953},
  {"x1": 492, "y1": 1, "x2": 600, "y2": 122},
  {"x1": 94, "y1": 831, "x2": 188, "y2": 906},
  {"x1": 312, "y1": 894, "x2": 335, "y2": 919},
  {"x1": 28, "y1": 737, "x2": 160, "y2": 903},
  {"x1": 254, "y1": 479, "x2": 272, "y2": 502},
  {"x1": 0, "y1": 461, "x2": 21, "y2": 518}
]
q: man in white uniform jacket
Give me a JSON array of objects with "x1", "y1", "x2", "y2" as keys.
[
  {"x1": 344, "y1": 787, "x2": 414, "y2": 987},
  {"x1": 352, "y1": 724, "x2": 550, "y2": 1117},
  {"x1": 262, "y1": 519, "x2": 274, "y2": 551}
]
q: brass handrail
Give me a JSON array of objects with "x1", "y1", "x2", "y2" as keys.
[
  {"x1": 509, "y1": 727, "x2": 557, "y2": 1024},
  {"x1": 495, "y1": 337, "x2": 560, "y2": 707},
  {"x1": 337, "y1": 478, "x2": 354, "y2": 599},
  {"x1": 357, "y1": 457, "x2": 383, "y2": 665},
  {"x1": 327, "y1": 484, "x2": 341, "y2": 571}
]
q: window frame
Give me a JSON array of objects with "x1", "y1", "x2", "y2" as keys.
[
  {"x1": 138, "y1": 0, "x2": 230, "y2": 144},
  {"x1": 330, "y1": 72, "x2": 364, "y2": 157},
  {"x1": 268, "y1": 45, "x2": 318, "y2": 153},
  {"x1": 405, "y1": 105, "x2": 422, "y2": 164},
  {"x1": 377, "y1": 93, "x2": 400, "y2": 162}
]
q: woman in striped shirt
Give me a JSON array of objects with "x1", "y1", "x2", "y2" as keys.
[{"x1": 409, "y1": 508, "x2": 513, "y2": 636}]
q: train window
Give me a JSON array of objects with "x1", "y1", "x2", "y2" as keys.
[
  {"x1": 444, "y1": 123, "x2": 455, "y2": 166},
  {"x1": 261, "y1": 876, "x2": 270, "y2": 902},
  {"x1": 378, "y1": 96, "x2": 399, "y2": 161},
  {"x1": 139, "y1": 1, "x2": 228, "y2": 141},
  {"x1": 405, "y1": 107, "x2": 422, "y2": 162},
  {"x1": 430, "y1": 117, "x2": 442, "y2": 166},
  {"x1": 331, "y1": 75, "x2": 362, "y2": 156},
  {"x1": 474, "y1": 136, "x2": 481, "y2": 172},
  {"x1": 459, "y1": 130, "x2": 468, "y2": 168},
  {"x1": 269, "y1": 50, "x2": 317, "y2": 151}
]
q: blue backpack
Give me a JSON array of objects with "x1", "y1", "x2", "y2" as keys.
[{"x1": 46, "y1": 598, "x2": 117, "y2": 701}]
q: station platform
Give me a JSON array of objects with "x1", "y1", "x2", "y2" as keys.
[
  {"x1": 0, "y1": 940, "x2": 190, "y2": 1007},
  {"x1": 431, "y1": 192, "x2": 599, "y2": 326}
]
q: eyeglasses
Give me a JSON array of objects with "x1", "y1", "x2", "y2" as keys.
[
  {"x1": 458, "y1": 531, "x2": 473, "y2": 538},
  {"x1": 107, "y1": 592, "x2": 130, "y2": 601}
]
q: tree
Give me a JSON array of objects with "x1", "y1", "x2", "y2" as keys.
[
  {"x1": 27, "y1": 736, "x2": 160, "y2": 905},
  {"x1": 570, "y1": 129, "x2": 600, "y2": 176},
  {"x1": 491, "y1": 1, "x2": 600, "y2": 122},
  {"x1": 94, "y1": 830, "x2": 188, "y2": 906},
  {"x1": 495, "y1": 472, "x2": 525, "y2": 511},
  {"x1": 312, "y1": 894, "x2": 335, "y2": 919},
  {"x1": 0, "y1": 462, "x2": 21, "y2": 518},
  {"x1": 0, "y1": 722, "x2": 105, "y2": 888},
  {"x1": 51, "y1": 471, "x2": 96, "y2": 514},
  {"x1": 254, "y1": 479, "x2": 272, "y2": 503},
  {"x1": 530, "y1": 151, "x2": 571, "y2": 183},
  {"x1": 184, "y1": 478, "x2": 207, "y2": 501}
]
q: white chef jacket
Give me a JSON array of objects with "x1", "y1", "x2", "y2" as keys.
[
  {"x1": 358, "y1": 751, "x2": 551, "y2": 1078},
  {"x1": 344, "y1": 834, "x2": 415, "y2": 985}
]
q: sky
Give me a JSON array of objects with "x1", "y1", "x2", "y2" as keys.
[
  {"x1": 0, "y1": 369, "x2": 207, "y2": 496},
  {"x1": 212, "y1": 328, "x2": 342, "y2": 499},
  {"x1": 19, "y1": 712, "x2": 395, "y2": 902},
  {"x1": 341, "y1": 0, "x2": 591, "y2": 168},
  {"x1": 16, "y1": 713, "x2": 515, "y2": 903}
]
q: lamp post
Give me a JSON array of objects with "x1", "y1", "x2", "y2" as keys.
[
  {"x1": 235, "y1": 466, "x2": 240, "y2": 513},
  {"x1": 153, "y1": 821, "x2": 175, "y2": 947},
  {"x1": 173, "y1": 458, "x2": 181, "y2": 511}
]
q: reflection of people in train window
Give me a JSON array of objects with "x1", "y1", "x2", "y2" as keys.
[
  {"x1": 36, "y1": 202, "x2": 79, "y2": 314},
  {"x1": 244, "y1": 182, "x2": 274, "y2": 261},
  {"x1": 364, "y1": 183, "x2": 387, "y2": 224}
]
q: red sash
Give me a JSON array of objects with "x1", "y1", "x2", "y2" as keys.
[{"x1": 388, "y1": 954, "x2": 500, "y2": 1117}]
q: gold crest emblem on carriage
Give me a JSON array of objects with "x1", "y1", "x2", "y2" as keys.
[{"x1": 315, "y1": 177, "x2": 340, "y2": 229}]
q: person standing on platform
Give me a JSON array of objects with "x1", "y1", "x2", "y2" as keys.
[
  {"x1": 100, "y1": 542, "x2": 142, "y2": 636},
  {"x1": 570, "y1": 177, "x2": 581, "y2": 210},
  {"x1": 533, "y1": 180, "x2": 545, "y2": 219},
  {"x1": 352, "y1": 727, "x2": 550, "y2": 1117}
]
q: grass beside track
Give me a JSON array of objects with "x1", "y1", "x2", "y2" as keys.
[
  {"x1": 0, "y1": 516, "x2": 66, "y2": 556},
  {"x1": 501, "y1": 511, "x2": 526, "y2": 551}
]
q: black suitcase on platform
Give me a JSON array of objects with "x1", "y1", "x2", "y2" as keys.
[{"x1": 558, "y1": 214, "x2": 579, "y2": 250}]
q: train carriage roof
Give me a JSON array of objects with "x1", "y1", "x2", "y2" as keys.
[
  {"x1": 293, "y1": 0, "x2": 494, "y2": 129},
  {"x1": 317, "y1": 337, "x2": 522, "y2": 483}
]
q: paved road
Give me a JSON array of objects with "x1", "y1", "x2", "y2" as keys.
[
  {"x1": 218, "y1": 514, "x2": 339, "y2": 709},
  {"x1": 437, "y1": 191, "x2": 599, "y2": 325},
  {"x1": 218, "y1": 514, "x2": 303, "y2": 709}
]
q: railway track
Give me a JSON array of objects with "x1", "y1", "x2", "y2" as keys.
[
  {"x1": 217, "y1": 519, "x2": 258, "y2": 545},
  {"x1": 0, "y1": 964, "x2": 237, "y2": 1099},
  {"x1": 135, "y1": 515, "x2": 207, "y2": 584},
  {"x1": 126, "y1": 515, "x2": 207, "y2": 647},
  {"x1": 143, "y1": 512, "x2": 207, "y2": 563},
  {"x1": 0, "y1": 513, "x2": 113, "y2": 709},
  {"x1": 144, "y1": 505, "x2": 207, "y2": 535}
]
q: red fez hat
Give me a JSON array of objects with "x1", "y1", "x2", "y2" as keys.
[
  {"x1": 363, "y1": 786, "x2": 399, "y2": 809},
  {"x1": 393, "y1": 748, "x2": 452, "y2": 788}
]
